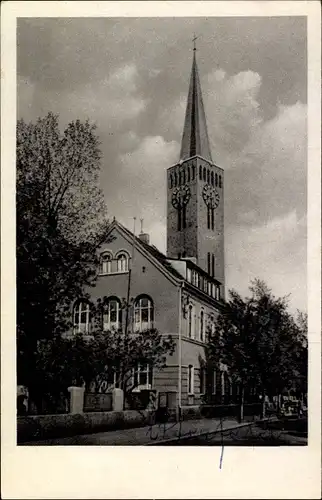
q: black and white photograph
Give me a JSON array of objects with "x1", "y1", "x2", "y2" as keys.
[{"x1": 1, "y1": 1, "x2": 321, "y2": 499}]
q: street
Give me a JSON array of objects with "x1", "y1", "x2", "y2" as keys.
[{"x1": 158, "y1": 417, "x2": 308, "y2": 446}]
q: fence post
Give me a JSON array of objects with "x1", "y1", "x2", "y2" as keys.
[
  {"x1": 238, "y1": 386, "x2": 244, "y2": 423},
  {"x1": 68, "y1": 386, "x2": 85, "y2": 414},
  {"x1": 112, "y1": 388, "x2": 124, "y2": 411}
]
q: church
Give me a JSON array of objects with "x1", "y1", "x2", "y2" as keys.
[{"x1": 73, "y1": 48, "x2": 233, "y2": 409}]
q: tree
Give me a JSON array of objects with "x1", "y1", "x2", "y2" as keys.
[
  {"x1": 17, "y1": 113, "x2": 110, "y2": 402},
  {"x1": 206, "y1": 279, "x2": 308, "y2": 419},
  {"x1": 32, "y1": 300, "x2": 175, "y2": 413}
]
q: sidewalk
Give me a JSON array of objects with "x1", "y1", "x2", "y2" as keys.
[{"x1": 21, "y1": 416, "x2": 268, "y2": 446}]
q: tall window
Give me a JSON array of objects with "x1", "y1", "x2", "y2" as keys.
[
  {"x1": 134, "y1": 296, "x2": 154, "y2": 331},
  {"x1": 207, "y1": 207, "x2": 210, "y2": 229},
  {"x1": 211, "y1": 254, "x2": 215, "y2": 277},
  {"x1": 188, "y1": 365, "x2": 194, "y2": 394},
  {"x1": 169, "y1": 174, "x2": 173, "y2": 189},
  {"x1": 192, "y1": 165, "x2": 196, "y2": 180},
  {"x1": 188, "y1": 304, "x2": 194, "y2": 338},
  {"x1": 73, "y1": 300, "x2": 91, "y2": 334},
  {"x1": 210, "y1": 207, "x2": 214, "y2": 230},
  {"x1": 199, "y1": 165, "x2": 202, "y2": 180},
  {"x1": 219, "y1": 175, "x2": 222, "y2": 188},
  {"x1": 133, "y1": 363, "x2": 153, "y2": 390},
  {"x1": 177, "y1": 206, "x2": 187, "y2": 231},
  {"x1": 200, "y1": 310, "x2": 205, "y2": 342},
  {"x1": 200, "y1": 368, "x2": 206, "y2": 395},
  {"x1": 211, "y1": 171, "x2": 214, "y2": 186},
  {"x1": 215, "y1": 173, "x2": 218, "y2": 186},
  {"x1": 100, "y1": 252, "x2": 112, "y2": 274},
  {"x1": 203, "y1": 167, "x2": 206, "y2": 181},
  {"x1": 103, "y1": 297, "x2": 122, "y2": 331},
  {"x1": 213, "y1": 370, "x2": 217, "y2": 395},
  {"x1": 207, "y1": 252, "x2": 211, "y2": 274},
  {"x1": 116, "y1": 253, "x2": 129, "y2": 272}
]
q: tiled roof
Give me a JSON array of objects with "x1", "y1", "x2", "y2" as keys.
[{"x1": 115, "y1": 220, "x2": 184, "y2": 281}]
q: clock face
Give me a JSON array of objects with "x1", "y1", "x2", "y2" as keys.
[
  {"x1": 202, "y1": 184, "x2": 220, "y2": 209},
  {"x1": 172, "y1": 185, "x2": 191, "y2": 209}
]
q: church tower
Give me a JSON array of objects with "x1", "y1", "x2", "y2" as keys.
[{"x1": 166, "y1": 47, "x2": 225, "y2": 296}]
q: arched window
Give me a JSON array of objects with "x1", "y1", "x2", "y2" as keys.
[
  {"x1": 116, "y1": 252, "x2": 129, "y2": 273},
  {"x1": 211, "y1": 171, "x2": 214, "y2": 186},
  {"x1": 203, "y1": 167, "x2": 206, "y2": 181},
  {"x1": 192, "y1": 165, "x2": 196, "y2": 180},
  {"x1": 73, "y1": 300, "x2": 91, "y2": 334},
  {"x1": 100, "y1": 252, "x2": 112, "y2": 274},
  {"x1": 174, "y1": 172, "x2": 177, "y2": 187},
  {"x1": 134, "y1": 295, "x2": 154, "y2": 331},
  {"x1": 207, "y1": 169, "x2": 210, "y2": 184},
  {"x1": 200, "y1": 310, "x2": 205, "y2": 342},
  {"x1": 199, "y1": 165, "x2": 202, "y2": 180},
  {"x1": 103, "y1": 297, "x2": 122, "y2": 331},
  {"x1": 219, "y1": 175, "x2": 222, "y2": 188},
  {"x1": 215, "y1": 173, "x2": 218, "y2": 186}
]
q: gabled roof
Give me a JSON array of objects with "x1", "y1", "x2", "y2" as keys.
[
  {"x1": 106, "y1": 219, "x2": 184, "y2": 283},
  {"x1": 104, "y1": 219, "x2": 225, "y2": 309},
  {"x1": 179, "y1": 50, "x2": 213, "y2": 163}
]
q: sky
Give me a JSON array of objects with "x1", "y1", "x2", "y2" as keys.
[{"x1": 17, "y1": 17, "x2": 307, "y2": 313}]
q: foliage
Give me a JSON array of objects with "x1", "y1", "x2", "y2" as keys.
[
  {"x1": 17, "y1": 113, "x2": 110, "y2": 394},
  {"x1": 32, "y1": 308, "x2": 175, "y2": 410},
  {"x1": 206, "y1": 279, "x2": 307, "y2": 399}
]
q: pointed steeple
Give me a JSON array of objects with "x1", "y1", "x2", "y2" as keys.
[{"x1": 179, "y1": 48, "x2": 213, "y2": 163}]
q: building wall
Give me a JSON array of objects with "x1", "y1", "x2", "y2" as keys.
[
  {"x1": 179, "y1": 290, "x2": 221, "y2": 405},
  {"x1": 197, "y1": 160, "x2": 225, "y2": 299},
  {"x1": 167, "y1": 158, "x2": 199, "y2": 260},
  {"x1": 71, "y1": 226, "x2": 225, "y2": 406},
  {"x1": 86, "y1": 228, "x2": 180, "y2": 342},
  {"x1": 167, "y1": 156, "x2": 225, "y2": 299}
]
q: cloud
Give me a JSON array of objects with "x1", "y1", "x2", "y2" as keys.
[
  {"x1": 16, "y1": 18, "x2": 307, "y2": 313},
  {"x1": 18, "y1": 63, "x2": 147, "y2": 128},
  {"x1": 226, "y1": 210, "x2": 306, "y2": 313},
  {"x1": 226, "y1": 100, "x2": 307, "y2": 226},
  {"x1": 156, "y1": 66, "x2": 307, "y2": 311},
  {"x1": 203, "y1": 69, "x2": 263, "y2": 156},
  {"x1": 115, "y1": 135, "x2": 179, "y2": 239}
]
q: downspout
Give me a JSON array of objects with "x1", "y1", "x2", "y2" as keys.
[{"x1": 177, "y1": 281, "x2": 183, "y2": 419}]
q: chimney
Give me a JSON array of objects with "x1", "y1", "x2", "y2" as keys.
[
  {"x1": 138, "y1": 218, "x2": 150, "y2": 245},
  {"x1": 138, "y1": 232, "x2": 150, "y2": 245}
]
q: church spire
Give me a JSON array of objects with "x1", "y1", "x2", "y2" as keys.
[{"x1": 179, "y1": 44, "x2": 213, "y2": 163}]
